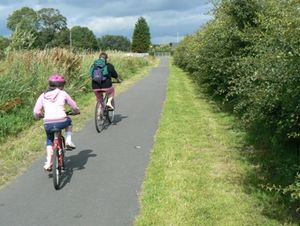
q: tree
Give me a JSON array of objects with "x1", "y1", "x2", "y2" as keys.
[
  {"x1": 70, "y1": 26, "x2": 98, "y2": 50},
  {"x1": 7, "y1": 7, "x2": 37, "y2": 32},
  {"x1": 131, "y1": 17, "x2": 151, "y2": 53},
  {"x1": 35, "y1": 8, "x2": 67, "y2": 48},
  {"x1": 6, "y1": 7, "x2": 69, "y2": 49},
  {"x1": 37, "y1": 8, "x2": 67, "y2": 32},
  {"x1": 49, "y1": 28, "x2": 70, "y2": 48},
  {"x1": 98, "y1": 35, "x2": 131, "y2": 51}
]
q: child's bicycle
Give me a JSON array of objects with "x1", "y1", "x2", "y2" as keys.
[
  {"x1": 94, "y1": 79, "x2": 121, "y2": 133},
  {"x1": 49, "y1": 111, "x2": 78, "y2": 190},
  {"x1": 50, "y1": 127, "x2": 66, "y2": 190}
]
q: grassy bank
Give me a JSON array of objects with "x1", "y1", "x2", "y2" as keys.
[
  {"x1": 135, "y1": 62, "x2": 298, "y2": 225},
  {"x1": 0, "y1": 57, "x2": 158, "y2": 189}
]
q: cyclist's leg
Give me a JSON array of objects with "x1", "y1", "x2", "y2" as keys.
[
  {"x1": 93, "y1": 90, "x2": 105, "y2": 108},
  {"x1": 103, "y1": 87, "x2": 115, "y2": 109},
  {"x1": 45, "y1": 118, "x2": 74, "y2": 152},
  {"x1": 62, "y1": 118, "x2": 75, "y2": 149},
  {"x1": 93, "y1": 90, "x2": 103, "y2": 102},
  {"x1": 44, "y1": 124, "x2": 55, "y2": 170}
]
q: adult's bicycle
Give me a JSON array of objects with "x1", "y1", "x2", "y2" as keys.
[
  {"x1": 94, "y1": 79, "x2": 121, "y2": 133},
  {"x1": 95, "y1": 91, "x2": 115, "y2": 133}
]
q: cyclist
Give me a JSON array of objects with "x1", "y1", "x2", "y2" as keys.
[
  {"x1": 33, "y1": 74, "x2": 80, "y2": 171},
  {"x1": 89, "y1": 52, "x2": 121, "y2": 110}
]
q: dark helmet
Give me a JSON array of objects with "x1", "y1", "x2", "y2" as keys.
[{"x1": 48, "y1": 74, "x2": 66, "y2": 87}]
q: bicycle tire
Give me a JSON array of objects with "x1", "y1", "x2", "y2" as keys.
[
  {"x1": 52, "y1": 148, "x2": 60, "y2": 190},
  {"x1": 107, "y1": 99, "x2": 115, "y2": 123},
  {"x1": 61, "y1": 136, "x2": 65, "y2": 170},
  {"x1": 95, "y1": 100, "x2": 105, "y2": 133}
]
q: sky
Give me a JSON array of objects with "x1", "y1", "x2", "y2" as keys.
[{"x1": 0, "y1": 0, "x2": 214, "y2": 44}]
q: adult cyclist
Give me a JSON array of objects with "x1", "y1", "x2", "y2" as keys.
[{"x1": 89, "y1": 52, "x2": 121, "y2": 109}]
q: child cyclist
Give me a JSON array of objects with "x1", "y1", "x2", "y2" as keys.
[{"x1": 33, "y1": 74, "x2": 80, "y2": 171}]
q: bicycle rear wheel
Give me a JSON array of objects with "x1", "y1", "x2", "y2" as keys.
[
  {"x1": 107, "y1": 99, "x2": 115, "y2": 123},
  {"x1": 95, "y1": 100, "x2": 105, "y2": 133},
  {"x1": 52, "y1": 149, "x2": 61, "y2": 190}
]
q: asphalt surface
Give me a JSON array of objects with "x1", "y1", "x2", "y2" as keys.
[{"x1": 0, "y1": 56, "x2": 169, "y2": 226}]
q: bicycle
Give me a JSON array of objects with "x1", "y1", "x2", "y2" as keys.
[
  {"x1": 94, "y1": 79, "x2": 121, "y2": 133},
  {"x1": 51, "y1": 127, "x2": 66, "y2": 190},
  {"x1": 95, "y1": 91, "x2": 115, "y2": 133},
  {"x1": 49, "y1": 111, "x2": 78, "y2": 190}
]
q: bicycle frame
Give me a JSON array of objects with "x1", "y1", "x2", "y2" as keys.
[
  {"x1": 99, "y1": 92, "x2": 108, "y2": 109},
  {"x1": 53, "y1": 131, "x2": 64, "y2": 166},
  {"x1": 52, "y1": 130, "x2": 65, "y2": 190}
]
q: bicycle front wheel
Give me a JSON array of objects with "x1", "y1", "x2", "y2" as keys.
[
  {"x1": 95, "y1": 101, "x2": 105, "y2": 133},
  {"x1": 52, "y1": 149, "x2": 61, "y2": 190}
]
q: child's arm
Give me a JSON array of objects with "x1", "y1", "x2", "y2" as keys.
[
  {"x1": 65, "y1": 93, "x2": 80, "y2": 114},
  {"x1": 33, "y1": 94, "x2": 44, "y2": 119}
]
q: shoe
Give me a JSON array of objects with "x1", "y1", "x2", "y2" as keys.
[
  {"x1": 66, "y1": 140, "x2": 76, "y2": 149},
  {"x1": 43, "y1": 163, "x2": 52, "y2": 171},
  {"x1": 106, "y1": 103, "x2": 114, "y2": 110}
]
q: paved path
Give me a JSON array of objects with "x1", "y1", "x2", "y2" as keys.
[{"x1": 0, "y1": 57, "x2": 169, "y2": 226}]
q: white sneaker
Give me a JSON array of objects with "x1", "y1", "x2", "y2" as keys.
[
  {"x1": 66, "y1": 140, "x2": 76, "y2": 149},
  {"x1": 106, "y1": 102, "x2": 114, "y2": 110},
  {"x1": 43, "y1": 162, "x2": 52, "y2": 171}
]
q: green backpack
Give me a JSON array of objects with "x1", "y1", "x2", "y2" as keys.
[{"x1": 89, "y1": 58, "x2": 109, "y2": 84}]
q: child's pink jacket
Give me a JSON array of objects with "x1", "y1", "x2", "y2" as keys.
[{"x1": 33, "y1": 88, "x2": 79, "y2": 123}]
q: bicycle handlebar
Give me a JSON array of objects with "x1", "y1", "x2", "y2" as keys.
[
  {"x1": 65, "y1": 110, "x2": 80, "y2": 116},
  {"x1": 35, "y1": 110, "x2": 79, "y2": 120},
  {"x1": 112, "y1": 78, "x2": 122, "y2": 83}
]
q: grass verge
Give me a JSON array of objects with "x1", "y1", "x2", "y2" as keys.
[
  {"x1": 134, "y1": 62, "x2": 298, "y2": 225},
  {"x1": 0, "y1": 61, "x2": 158, "y2": 189}
]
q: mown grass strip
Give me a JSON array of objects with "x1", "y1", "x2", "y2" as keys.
[{"x1": 135, "y1": 62, "x2": 297, "y2": 225}]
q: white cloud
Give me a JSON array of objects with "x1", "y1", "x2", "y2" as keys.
[
  {"x1": 0, "y1": 0, "x2": 214, "y2": 43},
  {"x1": 82, "y1": 16, "x2": 138, "y2": 36}
]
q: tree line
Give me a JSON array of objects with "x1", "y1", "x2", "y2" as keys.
[{"x1": 0, "y1": 7, "x2": 151, "y2": 55}]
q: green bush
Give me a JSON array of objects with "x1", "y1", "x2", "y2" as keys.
[{"x1": 173, "y1": 0, "x2": 300, "y2": 207}]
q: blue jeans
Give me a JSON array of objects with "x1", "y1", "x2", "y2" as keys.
[{"x1": 44, "y1": 117, "x2": 72, "y2": 145}]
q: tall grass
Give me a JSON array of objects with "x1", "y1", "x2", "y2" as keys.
[{"x1": 0, "y1": 49, "x2": 154, "y2": 143}]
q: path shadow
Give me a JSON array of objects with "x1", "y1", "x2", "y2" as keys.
[
  {"x1": 48, "y1": 149, "x2": 97, "y2": 189},
  {"x1": 111, "y1": 114, "x2": 128, "y2": 125},
  {"x1": 97, "y1": 114, "x2": 128, "y2": 133}
]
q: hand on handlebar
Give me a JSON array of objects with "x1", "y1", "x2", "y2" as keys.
[
  {"x1": 35, "y1": 113, "x2": 44, "y2": 120},
  {"x1": 66, "y1": 110, "x2": 80, "y2": 116}
]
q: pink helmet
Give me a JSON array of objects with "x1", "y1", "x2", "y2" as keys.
[{"x1": 48, "y1": 74, "x2": 66, "y2": 87}]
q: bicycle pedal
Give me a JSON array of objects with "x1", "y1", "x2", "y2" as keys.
[
  {"x1": 66, "y1": 144, "x2": 76, "y2": 150},
  {"x1": 65, "y1": 147, "x2": 73, "y2": 151}
]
